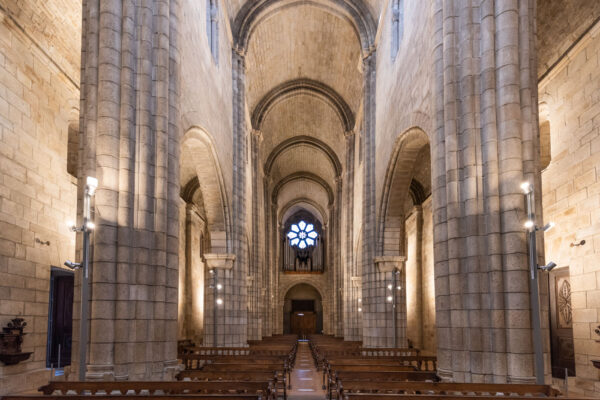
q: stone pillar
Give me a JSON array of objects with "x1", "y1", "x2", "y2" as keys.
[
  {"x1": 361, "y1": 50, "x2": 384, "y2": 347},
  {"x1": 343, "y1": 131, "x2": 357, "y2": 340},
  {"x1": 405, "y1": 206, "x2": 423, "y2": 349},
  {"x1": 249, "y1": 129, "x2": 263, "y2": 340},
  {"x1": 432, "y1": 0, "x2": 545, "y2": 383},
  {"x1": 229, "y1": 49, "x2": 249, "y2": 346},
  {"x1": 184, "y1": 204, "x2": 205, "y2": 344},
  {"x1": 75, "y1": 0, "x2": 181, "y2": 380},
  {"x1": 203, "y1": 254, "x2": 236, "y2": 346}
]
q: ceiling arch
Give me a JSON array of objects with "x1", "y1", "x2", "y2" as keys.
[
  {"x1": 280, "y1": 199, "x2": 328, "y2": 225},
  {"x1": 272, "y1": 172, "x2": 334, "y2": 205},
  {"x1": 252, "y1": 78, "x2": 355, "y2": 131},
  {"x1": 232, "y1": 0, "x2": 376, "y2": 53},
  {"x1": 265, "y1": 135, "x2": 342, "y2": 178}
]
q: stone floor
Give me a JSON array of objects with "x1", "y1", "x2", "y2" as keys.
[{"x1": 288, "y1": 341, "x2": 326, "y2": 400}]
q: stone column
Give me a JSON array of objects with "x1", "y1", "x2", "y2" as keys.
[
  {"x1": 432, "y1": 0, "x2": 545, "y2": 383},
  {"x1": 75, "y1": 0, "x2": 181, "y2": 380},
  {"x1": 229, "y1": 49, "x2": 248, "y2": 346},
  {"x1": 203, "y1": 254, "x2": 236, "y2": 346},
  {"x1": 343, "y1": 131, "x2": 356, "y2": 339},
  {"x1": 361, "y1": 50, "x2": 385, "y2": 347},
  {"x1": 184, "y1": 204, "x2": 205, "y2": 344},
  {"x1": 249, "y1": 129, "x2": 263, "y2": 340},
  {"x1": 405, "y1": 206, "x2": 423, "y2": 349}
]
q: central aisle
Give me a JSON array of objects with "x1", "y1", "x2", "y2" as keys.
[{"x1": 288, "y1": 341, "x2": 327, "y2": 400}]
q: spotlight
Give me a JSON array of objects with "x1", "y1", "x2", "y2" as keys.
[
  {"x1": 397, "y1": 286, "x2": 402, "y2": 290},
  {"x1": 216, "y1": 298, "x2": 223, "y2": 305},
  {"x1": 66, "y1": 220, "x2": 77, "y2": 231},
  {"x1": 520, "y1": 181, "x2": 532, "y2": 194},
  {"x1": 209, "y1": 269, "x2": 215, "y2": 274},
  {"x1": 358, "y1": 307, "x2": 362, "y2": 312},
  {"x1": 357, "y1": 298, "x2": 362, "y2": 303},
  {"x1": 541, "y1": 222, "x2": 555, "y2": 232},
  {"x1": 539, "y1": 261, "x2": 557, "y2": 272},
  {"x1": 64, "y1": 260, "x2": 81, "y2": 270},
  {"x1": 524, "y1": 220, "x2": 535, "y2": 229},
  {"x1": 86, "y1": 221, "x2": 95, "y2": 230},
  {"x1": 387, "y1": 284, "x2": 393, "y2": 290},
  {"x1": 216, "y1": 284, "x2": 222, "y2": 290},
  {"x1": 86, "y1": 176, "x2": 98, "y2": 196},
  {"x1": 386, "y1": 295, "x2": 393, "y2": 302}
]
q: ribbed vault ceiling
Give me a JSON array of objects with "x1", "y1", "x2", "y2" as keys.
[
  {"x1": 245, "y1": 4, "x2": 363, "y2": 113},
  {"x1": 260, "y1": 95, "x2": 346, "y2": 166}
]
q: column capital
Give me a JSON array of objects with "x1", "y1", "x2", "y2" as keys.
[
  {"x1": 351, "y1": 276, "x2": 362, "y2": 288},
  {"x1": 203, "y1": 253, "x2": 236, "y2": 270},
  {"x1": 344, "y1": 130, "x2": 356, "y2": 138},
  {"x1": 251, "y1": 129, "x2": 263, "y2": 142},
  {"x1": 374, "y1": 256, "x2": 406, "y2": 273}
]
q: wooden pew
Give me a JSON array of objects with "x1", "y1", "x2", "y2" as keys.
[
  {"x1": 4, "y1": 396, "x2": 263, "y2": 400},
  {"x1": 37, "y1": 381, "x2": 272, "y2": 396},
  {"x1": 331, "y1": 381, "x2": 588, "y2": 400},
  {"x1": 334, "y1": 381, "x2": 562, "y2": 398},
  {"x1": 175, "y1": 370, "x2": 286, "y2": 400}
]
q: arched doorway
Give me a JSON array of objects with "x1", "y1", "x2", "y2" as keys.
[{"x1": 283, "y1": 283, "x2": 323, "y2": 335}]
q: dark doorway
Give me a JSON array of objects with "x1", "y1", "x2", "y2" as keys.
[
  {"x1": 291, "y1": 311, "x2": 317, "y2": 335},
  {"x1": 283, "y1": 283, "x2": 323, "y2": 334},
  {"x1": 549, "y1": 267, "x2": 575, "y2": 378},
  {"x1": 46, "y1": 268, "x2": 74, "y2": 368}
]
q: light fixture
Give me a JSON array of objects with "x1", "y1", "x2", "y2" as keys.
[
  {"x1": 216, "y1": 284, "x2": 222, "y2": 290},
  {"x1": 387, "y1": 284, "x2": 393, "y2": 290},
  {"x1": 357, "y1": 298, "x2": 362, "y2": 303},
  {"x1": 520, "y1": 181, "x2": 532, "y2": 194},
  {"x1": 64, "y1": 260, "x2": 81, "y2": 270},
  {"x1": 86, "y1": 221, "x2": 95, "y2": 230},
  {"x1": 297, "y1": 313, "x2": 304, "y2": 316},
  {"x1": 209, "y1": 269, "x2": 215, "y2": 274},
  {"x1": 358, "y1": 307, "x2": 362, "y2": 312},
  {"x1": 386, "y1": 295, "x2": 393, "y2": 302},
  {"x1": 216, "y1": 298, "x2": 223, "y2": 305},
  {"x1": 524, "y1": 220, "x2": 535, "y2": 229},
  {"x1": 538, "y1": 261, "x2": 557, "y2": 272},
  {"x1": 86, "y1": 176, "x2": 98, "y2": 195},
  {"x1": 397, "y1": 286, "x2": 402, "y2": 290},
  {"x1": 67, "y1": 220, "x2": 76, "y2": 231},
  {"x1": 541, "y1": 222, "x2": 555, "y2": 232}
]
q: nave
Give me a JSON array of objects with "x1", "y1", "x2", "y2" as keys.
[{"x1": 0, "y1": 336, "x2": 587, "y2": 400}]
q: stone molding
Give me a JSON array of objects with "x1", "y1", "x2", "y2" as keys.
[
  {"x1": 373, "y1": 256, "x2": 406, "y2": 273},
  {"x1": 203, "y1": 253, "x2": 236, "y2": 270},
  {"x1": 351, "y1": 276, "x2": 362, "y2": 288}
]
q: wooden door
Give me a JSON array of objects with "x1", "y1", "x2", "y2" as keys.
[
  {"x1": 47, "y1": 272, "x2": 74, "y2": 367},
  {"x1": 549, "y1": 267, "x2": 575, "y2": 378},
  {"x1": 290, "y1": 311, "x2": 316, "y2": 335}
]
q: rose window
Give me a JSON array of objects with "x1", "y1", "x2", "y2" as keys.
[{"x1": 287, "y1": 220, "x2": 318, "y2": 249}]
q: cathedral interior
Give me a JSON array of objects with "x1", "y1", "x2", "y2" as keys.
[{"x1": 0, "y1": 0, "x2": 600, "y2": 397}]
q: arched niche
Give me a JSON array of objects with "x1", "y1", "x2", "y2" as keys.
[{"x1": 282, "y1": 283, "x2": 324, "y2": 335}]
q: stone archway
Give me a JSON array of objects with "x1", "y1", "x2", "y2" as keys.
[{"x1": 283, "y1": 283, "x2": 324, "y2": 335}]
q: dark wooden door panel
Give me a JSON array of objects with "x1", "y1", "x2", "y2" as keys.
[{"x1": 549, "y1": 267, "x2": 575, "y2": 378}]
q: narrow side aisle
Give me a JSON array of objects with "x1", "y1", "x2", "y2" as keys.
[{"x1": 288, "y1": 341, "x2": 326, "y2": 400}]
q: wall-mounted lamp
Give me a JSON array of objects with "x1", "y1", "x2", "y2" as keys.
[
  {"x1": 570, "y1": 240, "x2": 586, "y2": 247},
  {"x1": 357, "y1": 298, "x2": 361, "y2": 303},
  {"x1": 357, "y1": 307, "x2": 362, "y2": 312},
  {"x1": 386, "y1": 295, "x2": 393, "y2": 303},
  {"x1": 216, "y1": 298, "x2": 223, "y2": 305},
  {"x1": 538, "y1": 261, "x2": 557, "y2": 272},
  {"x1": 64, "y1": 176, "x2": 97, "y2": 381},
  {"x1": 387, "y1": 284, "x2": 393, "y2": 290},
  {"x1": 216, "y1": 283, "x2": 222, "y2": 290}
]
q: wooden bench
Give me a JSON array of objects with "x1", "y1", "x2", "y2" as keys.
[
  {"x1": 333, "y1": 381, "x2": 562, "y2": 399},
  {"x1": 174, "y1": 370, "x2": 286, "y2": 399},
  {"x1": 38, "y1": 381, "x2": 273, "y2": 396},
  {"x1": 3, "y1": 396, "x2": 264, "y2": 400},
  {"x1": 340, "y1": 395, "x2": 587, "y2": 400}
]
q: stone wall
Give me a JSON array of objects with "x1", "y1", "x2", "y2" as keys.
[
  {"x1": 0, "y1": 0, "x2": 80, "y2": 393},
  {"x1": 539, "y1": 19, "x2": 600, "y2": 396}
]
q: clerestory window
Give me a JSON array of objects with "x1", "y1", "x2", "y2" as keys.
[
  {"x1": 391, "y1": 0, "x2": 404, "y2": 61},
  {"x1": 207, "y1": 0, "x2": 219, "y2": 64}
]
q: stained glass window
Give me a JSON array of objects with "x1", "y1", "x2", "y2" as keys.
[{"x1": 287, "y1": 220, "x2": 318, "y2": 249}]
